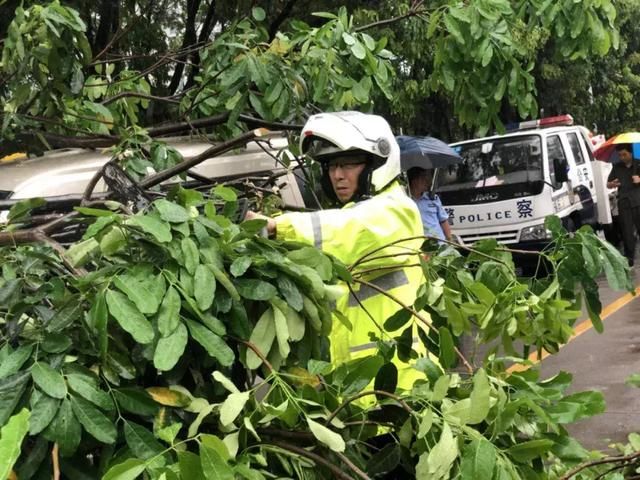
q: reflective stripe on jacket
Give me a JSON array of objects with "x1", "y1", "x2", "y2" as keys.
[{"x1": 275, "y1": 181, "x2": 429, "y2": 390}]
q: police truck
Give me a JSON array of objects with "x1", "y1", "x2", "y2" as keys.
[{"x1": 435, "y1": 115, "x2": 612, "y2": 259}]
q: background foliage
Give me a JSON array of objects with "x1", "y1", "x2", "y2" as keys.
[{"x1": 0, "y1": 0, "x2": 628, "y2": 158}]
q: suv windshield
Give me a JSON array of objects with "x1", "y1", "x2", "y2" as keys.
[{"x1": 436, "y1": 135, "x2": 544, "y2": 204}]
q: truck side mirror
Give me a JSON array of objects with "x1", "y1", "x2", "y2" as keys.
[{"x1": 553, "y1": 158, "x2": 569, "y2": 183}]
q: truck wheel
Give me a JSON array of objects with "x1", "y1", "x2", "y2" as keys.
[{"x1": 564, "y1": 216, "x2": 577, "y2": 234}]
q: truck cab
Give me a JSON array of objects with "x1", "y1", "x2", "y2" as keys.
[{"x1": 435, "y1": 115, "x2": 611, "y2": 252}]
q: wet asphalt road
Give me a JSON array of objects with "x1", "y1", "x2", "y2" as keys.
[{"x1": 539, "y1": 269, "x2": 640, "y2": 451}]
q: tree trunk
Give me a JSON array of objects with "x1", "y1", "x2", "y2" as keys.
[
  {"x1": 268, "y1": 0, "x2": 298, "y2": 41},
  {"x1": 184, "y1": 0, "x2": 217, "y2": 89},
  {"x1": 168, "y1": 0, "x2": 202, "y2": 95},
  {"x1": 93, "y1": 0, "x2": 120, "y2": 55}
]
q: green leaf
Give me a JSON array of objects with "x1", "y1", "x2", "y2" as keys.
[
  {"x1": 460, "y1": 439, "x2": 497, "y2": 479},
  {"x1": 230, "y1": 256, "x2": 252, "y2": 277},
  {"x1": 29, "y1": 393, "x2": 60, "y2": 435},
  {"x1": 602, "y1": 249, "x2": 630, "y2": 291},
  {"x1": 200, "y1": 442, "x2": 234, "y2": 480},
  {"x1": 157, "y1": 285, "x2": 181, "y2": 337},
  {"x1": 179, "y1": 451, "x2": 206, "y2": 480},
  {"x1": 114, "y1": 388, "x2": 158, "y2": 416},
  {"x1": 626, "y1": 373, "x2": 640, "y2": 388},
  {"x1": 581, "y1": 241, "x2": 601, "y2": 277},
  {"x1": 66, "y1": 237, "x2": 100, "y2": 266},
  {"x1": 444, "y1": 297, "x2": 466, "y2": 335},
  {"x1": 46, "y1": 299, "x2": 82, "y2": 332},
  {"x1": 343, "y1": 356, "x2": 384, "y2": 396},
  {"x1": 418, "y1": 422, "x2": 458, "y2": 479},
  {"x1": 128, "y1": 214, "x2": 172, "y2": 243},
  {"x1": 66, "y1": 373, "x2": 113, "y2": 411},
  {"x1": 307, "y1": 418, "x2": 345, "y2": 452},
  {"x1": 89, "y1": 291, "x2": 109, "y2": 361},
  {"x1": 276, "y1": 275, "x2": 303, "y2": 312},
  {"x1": 154, "y1": 199, "x2": 190, "y2": 223},
  {"x1": 272, "y1": 304, "x2": 290, "y2": 358},
  {"x1": 102, "y1": 458, "x2": 146, "y2": 480},
  {"x1": 219, "y1": 391, "x2": 250, "y2": 427},
  {"x1": 114, "y1": 275, "x2": 160, "y2": 315},
  {"x1": 506, "y1": 439, "x2": 554, "y2": 463},
  {"x1": 185, "y1": 319, "x2": 235, "y2": 366},
  {"x1": 210, "y1": 266, "x2": 241, "y2": 301},
  {"x1": 124, "y1": 421, "x2": 165, "y2": 460},
  {"x1": 154, "y1": 322, "x2": 188, "y2": 371},
  {"x1": 366, "y1": 444, "x2": 401, "y2": 477},
  {"x1": 547, "y1": 391, "x2": 605, "y2": 423},
  {"x1": 213, "y1": 185, "x2": 237, "y2": 202},
  {"x1": 0, "y1": 345, "x2": 32, "y2": 380},
  {"x1": 70, "y1": 394, "x2": 117, "y2": 444},
  {"x1": 444, "y1": 14, "x2": 465, "y2": 44},
  {"x1": 42, "y1": 333, "x2": 72, "y2": 354},
  {"x1": 7, "y1": 197, "x2": 45, "y2": 223},
  {"x1": 246, "y1": 308, "x2": 276, "y2": 369},
  {"x1": 0, "y1": 371, "x2": 30, "y2": 426},
  {"x1": 468, "y1": 368, "x2": 490, "y2": 424},
  {"x1": 31, "y1": 362, "x2": 67, "y2": 399},
  {"x1": 0, "y1": 409, "x2": 30, "y2": 480},
  {"x1": 384, "y1": 308, "x2": 412, "y2": 331},
  {"x1": 106, "y1": 289, "x2": 154, "y2": 344},
  {"x1": 194, "y1": 264, "x2": 216, "y2": 311},
  {"x1": 181, "y1": 238, "x2": 200, "y2": 275},
  {"x1": 43, "y1": 398, "x2": 81, "y2": 457},
  {"x1": 374, "y1": 363, "x2": 398, "y2": 398},
  {"x1": 438, "y1": 327, "x2": 456, "y2": 369},
  {"x1": 350, "y1": 41, "x2": 366, "y2": 59},
  {"x1": 236, "y1": 278, "x2": 277, "y2": 301},
  {"x1": 212, "y1": 371, "x2": 240, "y2": 394},
  {"x1": 252, "y1": 7, "x2": 266, "y2": 21},
  {"x1": 417, "y1": 409, "x2": 433, "y2": 439}
]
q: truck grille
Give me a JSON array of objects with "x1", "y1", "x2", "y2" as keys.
[{"x1": 459, "y1": 229, "x2": 519, "y2": 245}]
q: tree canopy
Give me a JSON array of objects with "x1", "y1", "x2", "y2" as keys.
[{"x1": 0, "y1": 0, "x2": 623, "y2": 157}]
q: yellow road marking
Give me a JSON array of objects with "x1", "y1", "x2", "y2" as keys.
[{"x1": 508, "y1": 285, "x2": 640, "y2": 373}]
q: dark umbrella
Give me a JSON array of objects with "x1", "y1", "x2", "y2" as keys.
[{"x1": 396, "y1": 135, "x2": 462, "y2": 170}]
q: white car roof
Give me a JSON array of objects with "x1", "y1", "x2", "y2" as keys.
[{"x1": 0, "y1": 137, "x2": 291, "y2": 199}]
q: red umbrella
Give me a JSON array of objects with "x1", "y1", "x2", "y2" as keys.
[{"x1": 593, "y1": 132, "x2": 640, "y2": 161}]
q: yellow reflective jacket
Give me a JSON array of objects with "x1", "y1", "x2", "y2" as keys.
[{"x1": 275, "y1": 181, "x2": 428, "y2": 389}]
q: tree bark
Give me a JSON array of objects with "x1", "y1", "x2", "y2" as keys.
[
  {"x1": 93, "y1": 0, "x2": 120, "y2": 55},
  {"x1": 168, "y1": 0, "x2": 202, "y2": 95},
  {"x1": 185, "y1": 1, "x2": 217, "y2": 88},
  {"x1": 268, "y1": 0, "x2": 298, "y2": 41}
]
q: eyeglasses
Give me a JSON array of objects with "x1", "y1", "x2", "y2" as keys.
[
  {"x1": 325, "y1": 154, "x2": 368, "y2": 172},
  {"x1": 328, "y1": 162, "x2": 365, "y2": 172}
]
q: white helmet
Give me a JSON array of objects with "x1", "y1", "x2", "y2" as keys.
[{"x1": 300, "y1": 111, "x2": 400, "y2": 201}]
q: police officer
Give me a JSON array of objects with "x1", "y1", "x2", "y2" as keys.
[{"x1": 247, "y1": 111, "x2": 427, "y2": 388}]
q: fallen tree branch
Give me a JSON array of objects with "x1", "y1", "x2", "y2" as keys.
[
  {"x1": 139, "y1": 128, "x2": 282, "y2": 189},
  {"x1": 326, "y1": 389, "x2": 413, "y2": 426},
  {"x1": 268, "y1": 440, "x2": 355, "y2": 480},
  {"x1": 355, "y1": 0, "x2": 427, "y2": 32},
  {"x1": 559, "y1": 450, "x2": 640, "y2": 479}
]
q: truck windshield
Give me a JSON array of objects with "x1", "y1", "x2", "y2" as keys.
[{"x1": 436, "y1": 135, "x2": 544, "y2": 204}]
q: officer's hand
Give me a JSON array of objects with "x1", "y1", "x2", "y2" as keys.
[
  {"x1": 244, "y1": 211, "x2": 276, "y2": 237},
  {"x1": 608, "y1": 178, "x2": 621, "y2": 188}
]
